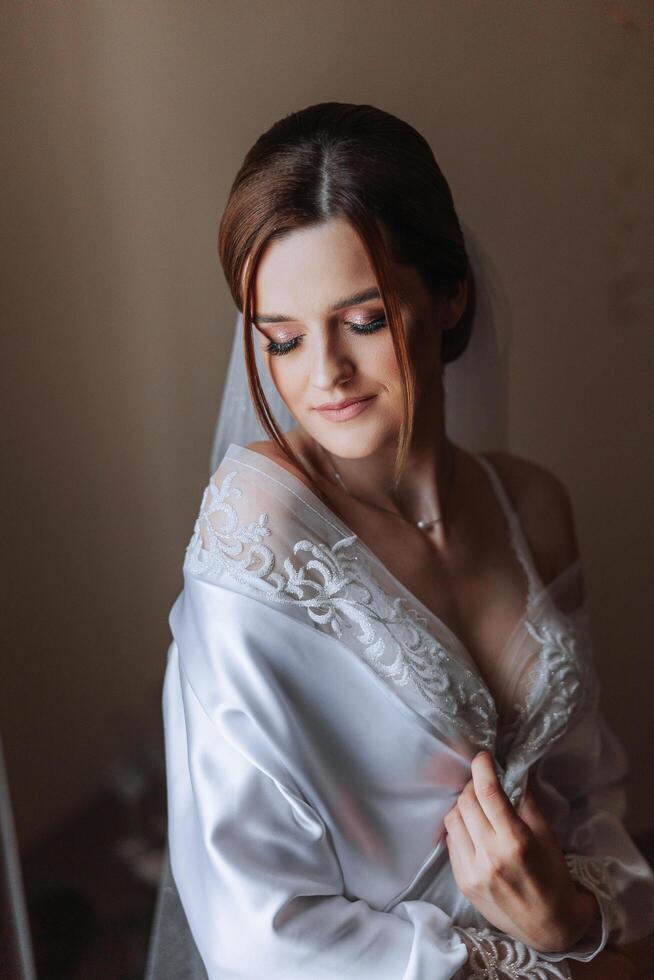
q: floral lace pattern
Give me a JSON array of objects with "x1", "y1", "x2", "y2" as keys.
[
  {"x1": 565, "y1": 852, "x2": 618, "y2": 935},
  {"x1": 453, "y1": 927, "x2": 572, "y2": 979},
  {"x1": 185, "y1": 468, "x2": 498, "y2": 749},
  {"x1": 519, "y1": 623, "x2": 584, "y2": 750},
  {"x1": 185, "y1": 462, "x2": 589, "y2": 764},
  {"x1": 500, "y1": 619, "x2": 591, "y2": 803},
  {"x1": 565, "y1": 853, "x2": 613, "y2": 901}
]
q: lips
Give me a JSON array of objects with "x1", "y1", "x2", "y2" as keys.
[
  {"x1": 313, "y1": 394, "x2": 377, "y2": 422},
  {"x1": 314, "y1": 395, "x2": 374, "y2": 411}
]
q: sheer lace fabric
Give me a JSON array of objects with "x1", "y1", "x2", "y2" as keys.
[
  {"x1": 188, "y1": 445, "x2": 593, "y2": 789},
  {"x1": 162, "y1": 443, "x2": 654, "y2": 979}
]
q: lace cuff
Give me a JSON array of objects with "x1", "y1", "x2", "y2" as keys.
[
  {"x1": 530, "y1": 853, "x2": 613, "y2": 970},
  {"x1": 560, "y1": 853, "x2": 613, "y2": 958},
  {"x1": 452, "y1": 927, "x2": 573, "y2": 979}
]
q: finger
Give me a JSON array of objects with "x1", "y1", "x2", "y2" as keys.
[
  {"x1": 470, "y1": 751, "x2": 517, "y2": 833},
  {"x1": 456, "y1": 778, "x2": 494, "y2": 848},
  {"x1": 445, "y1": 814, "x2": 476, "y2": 895},
  {"x1": 517, "y1": 786, "x2": 555, "y2": 841},
  {"x1": 443, "y1": 803, "x2": 476, "y2": 865}
]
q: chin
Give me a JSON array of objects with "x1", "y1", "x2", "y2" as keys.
[{"x1": 310, "y1": 416, "x2": 398, "y2": 461}]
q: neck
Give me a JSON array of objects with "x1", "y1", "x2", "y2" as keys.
[
  {"x1": 295, "y1": 367, "x2": 461, "y2": 533},
  {"x1": 308, "y1": 417, "x2": 456, "y2": 533}
]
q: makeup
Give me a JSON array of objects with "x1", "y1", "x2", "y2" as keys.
[{"x1": 314, "y1": 395, "x2": 377, "y2": 422}]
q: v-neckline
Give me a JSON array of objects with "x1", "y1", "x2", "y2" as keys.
[{"x1": 223, "y1": 442, "x2": 580, "y2": 694}]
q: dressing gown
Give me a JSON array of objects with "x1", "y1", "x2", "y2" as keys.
[{"x1": 162, "y1": 443, "x2": 654, "y2": 978}]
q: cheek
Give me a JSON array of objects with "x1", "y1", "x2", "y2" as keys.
[
  {"x1": 266, "y1": 357, "x2": 306, "y2": 410},
  {"x1": 362, "y1": 332, "x2": 401, "y2": 383},
  {"x1": 380, "y1": 339, "x2": 400, "y2": 374},
  {"x1": 373, "y1": 336, "x2": 404, "y2": 405}
]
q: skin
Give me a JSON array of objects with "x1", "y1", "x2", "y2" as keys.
[
  {"x1": 250, "y1": 215, "x2": 458, "y2": 534},
  {"x1": 243, "y1": 215, "x2": 652, "y2": 977},
  {"x1": 444, "y1": 752, "x2": 598, "y2": 950}
]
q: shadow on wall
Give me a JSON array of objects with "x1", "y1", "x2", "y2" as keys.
[{"x1": 3, "y1": 722, "x2": 165, "y2": 980}]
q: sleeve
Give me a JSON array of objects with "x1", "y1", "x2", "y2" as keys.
[
  {"x1": 161, "y1": 455, "x2": 582, "y2": 979},
  {"x1": 164, "y1": 638, "x2": 461, "y2": 980},
  {"x1": 163, "y1": 638, "x2": 576, "y2": 980},
  {"x1": 531, "y1": 583, "x2": 654, "y2": 962}
]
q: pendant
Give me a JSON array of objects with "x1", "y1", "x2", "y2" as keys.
[{"x1": 416, "y1": 517, "x2": 442, "y2": 528}]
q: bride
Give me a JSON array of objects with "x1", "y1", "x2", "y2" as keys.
[{"x1": 155, "y1": 103, "x2": 654, "y2": 978}]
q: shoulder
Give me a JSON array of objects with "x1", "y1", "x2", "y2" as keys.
[
  {"x1": 244, "y1": 439, "x2": 315, "y2": 491},
  {"x1": 197, "y1": 440, "x2": 318, "y2": 565},
  {"x1": 481, "y1": 450, "x2": 580, "y2": 584}
]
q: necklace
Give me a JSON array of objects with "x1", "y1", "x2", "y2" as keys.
[{"x1": 319, "y1": 440, "x2": 456, "y2": 530}]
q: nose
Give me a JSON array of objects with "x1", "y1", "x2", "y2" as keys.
[{"x1": 308, "y1": 329, "x2": 355, "y2": 391}]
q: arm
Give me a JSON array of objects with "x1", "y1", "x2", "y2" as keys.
[
  {"x1": 444, "y1": 753, "x2": 599, "y2": 953},
  {"x1": 164, "y1": 456, "x2": 602, "y2": 977},
  {"x1": 163, "y1": 615, "x2": 576, "y2": 980},
  {"x1": 445, "y1": 752, "x2": 654, "y2": 978},
  {"x1": 444, "y1": 699, "x2": 654, "y2": 972},
  {"x1": 497, "y1": 459, "x2": 654, "y2": 968},
  {"x1": 164, "y1": 640, "x2": 466, "y2": 979},
  {"x1": 536, "y1": 700, "x2": 654, "y2": 972}
]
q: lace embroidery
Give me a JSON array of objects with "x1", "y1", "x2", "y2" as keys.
[
  {"x1": 185, "y1": 466, "x2": 589, "y2": 764},
  {"x1": 565, "y1": 852, "x2": 619, "y2": 934},
  {"x1": 519, "y1": 621, "x2": 585, "y2": 751},
  {"x1": 185, "y1": 468, "x2": 497, "y2": 749},
  {"x1": 565, "y1": 853, "x2": 613, "y2": 901},
  {"x1": 453, "y1": 927, "x2": 572, "y2": 979},
  {"x1": 501, "y1": 619, "x2": 588, "y2": 802}
]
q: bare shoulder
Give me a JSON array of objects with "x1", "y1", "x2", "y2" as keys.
[
  {"x1": 481, "y1": 449, "x2": 580, "y2": 584},
  {"x1": 244, "y1": 439, "x2": 315, "y2": 490}
]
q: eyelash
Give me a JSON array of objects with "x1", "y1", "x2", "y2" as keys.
[{"x1": 264, "y1": 315, "x2": 387, "y2": 357}]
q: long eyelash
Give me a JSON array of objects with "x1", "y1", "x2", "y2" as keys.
[
  {"x1": 264, "y1": 315, "x2": 387, "y2": 357},
  {"x1": 346, "y1": 315, "x2": 387, "y2": 335},
  {"x1": 264, "y1": 337, "x2": 302, "y2": 356}
]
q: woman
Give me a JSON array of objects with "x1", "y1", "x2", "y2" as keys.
[{"x1": 160, "y1": 103, "x2": 654, "y2": 978}]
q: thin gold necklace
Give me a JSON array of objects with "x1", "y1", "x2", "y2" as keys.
[{"x1": 319, "y1": 440, "x2": 456, "y2": 530}]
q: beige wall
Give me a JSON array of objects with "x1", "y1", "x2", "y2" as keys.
[{"x1": 2, "y1": 1, "x2": 652, "y2": 846}]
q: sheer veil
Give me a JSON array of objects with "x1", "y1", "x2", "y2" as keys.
[
  {"x1": 209, "y1": 221, "x2": 512, "y2": 475},
  {"x1": 145, "y1": 222, "x2": 513, "y2": 979}
]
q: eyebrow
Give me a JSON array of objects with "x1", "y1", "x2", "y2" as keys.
[{"x1": 252, "y1": 286, "x2": 381, "y2": 324}]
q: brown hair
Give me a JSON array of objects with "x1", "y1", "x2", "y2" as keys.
[{"x1": 217, "y1": 101, "x2": 475, "y2": 494}]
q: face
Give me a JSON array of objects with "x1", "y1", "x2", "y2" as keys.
[{"x1": 251, "y1": 216, "x2": 459, "y2": 460}]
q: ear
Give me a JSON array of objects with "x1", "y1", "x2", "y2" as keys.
[{"x1": 441, "y1": 276, "x2": 469, "y2": 330}]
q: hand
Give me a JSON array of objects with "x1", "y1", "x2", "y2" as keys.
[{"x1": 444, "y1": 751, "x2": 598, "y2": 952}]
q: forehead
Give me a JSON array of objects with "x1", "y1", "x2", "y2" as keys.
[
  {"x1": 252, "y1": 216, "x2": 427, "y2": 318},
  {"x1": 253, "y1": 217, "x2": 375, "y2": 316}
]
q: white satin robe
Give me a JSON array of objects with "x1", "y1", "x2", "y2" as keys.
[{"x1": 162, "y1": 443, "x2": 654, "y2": 979}]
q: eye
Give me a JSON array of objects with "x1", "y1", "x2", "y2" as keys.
[
  {"x1": 264, "y1": 336, "x2": 302, "y2": 357},
  {"x1": 345, "y1": 315, "x2": 387, "y2": 335},
  {"x1": 263, "y1": 315, "x2": 386, "y2": 357}
]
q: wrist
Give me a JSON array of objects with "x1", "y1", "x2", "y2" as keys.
[
  {"x1": 572, "y1": 882, "x2": 601, "y2": 944},
  {"x1": 561, "y1": 883, "x2": 600, "y2": 948},
  {"x1": 535, "y1": 883, "x2": 599, "y2": 952}
]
